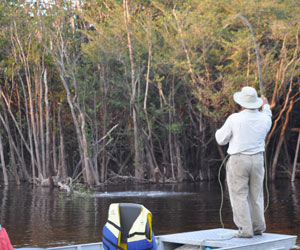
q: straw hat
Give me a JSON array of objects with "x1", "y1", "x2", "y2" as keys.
[{"x1": 233, "y1": 86, "x2": 263, "y2": 109}]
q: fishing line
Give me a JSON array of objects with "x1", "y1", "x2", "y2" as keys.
[
  {"x1": 217, "y1": 154, "x2": 229, "y2": 229},
  {"x1": 264, "y1": 151, "x2": 270, "y2": 212}
]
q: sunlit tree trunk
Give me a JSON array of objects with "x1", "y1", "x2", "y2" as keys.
[
  {"x1": 38, "y1": 69, "x2": 46, "y2": 177},
  {"x1": 58, "y1": 103, "x2": 67, "y2": 179},
  {"x1": 0, "y1": 89, "x2": 30, "y2": 182},
  {"x1": 123, "y1": 0, "x2": 144, "y2": 180},
  {"x1": 271, "y1": 100, "x2": 294, "y2": 181},
  {"x1": 47, "y1": 20, "x2": 100, "y2": 186},
  {"x1": 12, "y1": 22, "x2": 43, "y2": 181},
  {"x1": 52, "y1": 108, "x2": 58, "y2": 175},
  {"x1": 44, "y1": 69, "x2": 51, "y2": 178}
]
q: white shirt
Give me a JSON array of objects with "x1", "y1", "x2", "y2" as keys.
[{"x1": 215, "y1": 104, "x2": 272, "y2": 155}]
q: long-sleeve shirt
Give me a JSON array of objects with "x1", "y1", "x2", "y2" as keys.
[{"x1": 215, "y1": 104, "x2": 272, "y2": 155}]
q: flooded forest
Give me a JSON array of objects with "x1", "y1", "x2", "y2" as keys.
[{"x1": 0, "y1": 0, "x2": 299, "y2": 187}]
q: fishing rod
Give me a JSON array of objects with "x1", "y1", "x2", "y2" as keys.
[
  {"x1": 202, "y1": 14, "x2": 264, "y2": 95},
  {"x1": 236, "y1": 14, "x2": 264, "y2": 96}
]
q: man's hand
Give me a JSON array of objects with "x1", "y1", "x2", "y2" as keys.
[{"x1": 262, "y1": 95, "x2": 269, "y2": 105}]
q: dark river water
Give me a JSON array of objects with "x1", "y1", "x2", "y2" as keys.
[{"x1": 0, "y1": 180, "x2": 299, "y2": 249}]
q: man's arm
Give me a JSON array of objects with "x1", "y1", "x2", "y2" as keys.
[
  {"x1": 215, "y1": 115, "x2": 233, "y2": 145},
  {"x1": 261, "y1": 96, "x2": 272, "y2": 118},
  {"x1": 261, "y1": 95, "x2": 272, "y2": 133}
]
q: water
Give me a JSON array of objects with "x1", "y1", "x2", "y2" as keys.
[{"x1": 0, "y1": 180, "x2": 299, "y2": 248}]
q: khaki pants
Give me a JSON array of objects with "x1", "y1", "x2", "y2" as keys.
[{"x1": 226, "y1": 153, "x2": 266, "y2": 237}]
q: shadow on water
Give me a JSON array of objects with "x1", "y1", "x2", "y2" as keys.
[{"x1": 0, "y1": 180, "x2": 299, "y2": 248}]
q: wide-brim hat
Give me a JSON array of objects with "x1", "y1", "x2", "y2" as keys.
[{"x1": 233, "y1": 86, "x2": 263, "y2": 109}]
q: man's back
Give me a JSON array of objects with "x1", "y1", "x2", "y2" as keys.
[{"x1": 215, "y1": 105, "x2": 272, "y2": 155}]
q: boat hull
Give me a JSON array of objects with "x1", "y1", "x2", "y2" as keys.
[{"x1": 16, "y1": 228, "x2": 298, "y2": 250}]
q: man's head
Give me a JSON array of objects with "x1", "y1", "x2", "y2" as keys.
[{"x1": 233, "y1": 86, "x2": 263, "y2": 109}]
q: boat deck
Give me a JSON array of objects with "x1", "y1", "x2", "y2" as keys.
[
  {"x1": 158, "y1": 228, "x2": 297, "y2": 250},
  {"x1": 17, "y1": 228, "x2": 297, "y2": 250}
]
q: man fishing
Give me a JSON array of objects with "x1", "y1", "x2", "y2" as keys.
[{"x1": 215, "y1": 86, "x2": 272, "y2": 238}]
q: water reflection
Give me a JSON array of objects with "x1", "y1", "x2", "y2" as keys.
[{"x1": 0, "y1": 180, "x2": 299, "y2": 248}]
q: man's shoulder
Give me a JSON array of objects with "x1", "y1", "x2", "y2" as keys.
[{"x1": 228, "y1": 112, "x2": 240, "y2": 120}]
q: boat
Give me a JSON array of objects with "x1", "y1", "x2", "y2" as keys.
[{"x1": 16, "y1": 228, "x2": 298, "y2": 250}]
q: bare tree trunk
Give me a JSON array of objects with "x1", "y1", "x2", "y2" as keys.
[
  {"x1": 171, "y1": 77, "x2": 185, "y2": 182},
  {"x1": 271, "y1": 100, "x2": 294, "y2": 180},
  {"x1": 80, "y1": 110, "x2": 100, "y2": 185},
  {"x1": 123, "y1": 0, "x2": 144, "y2": 180},
  {"x1": 17, "y1": 88, "x2": 28, "y2": 180},
  {"x1": 174, "y1": 136, "x2": 184, "y2": 182},
  {"x1": 99, "y1": 64, "x2": 108, "y2": 182},
  {"x1": 0, "y1": 110, "x2": 30, "y2": 184},
  {"x1": 29, "y1": 77, "x2": 43, "y2": 180},
  {"x1": 58, "y1": 103, "x2": 67, "y2": 179},
  {"x1": 93, "y1": 91, "x2": 100, "y2": 180},
  {"x1": 291, "y1": 128, "x2": 300, "y2": 182},
  {"x1": 48, "y1": 46, "x2": 99, "y2": 186},
  {"x1": 19, "y1": 76, "x2": 37, "y2": 183},
  {"x1": 7, "y1": 133, "x2": 20, "y2": 185},
  {"x1": 3, "y1": 106, "x2": 20, "y2": 185},
  {"x1": 0, "y1": 133, "x2": 9, "y2": 185},
  {"x1": 44, "y1": 69, "x2": 51, "y2": 178},
  {"x1": 0, "y1": 90, "x2": 30, "y2": 182},
  {"x1": 168, "y1": 78, "x2": 176, "y2": 180},
  {"x1": 15, "y1": 31, "x2": 44, "y2": 180},
  {"x1": 172, "y1": 8, "x2": 198, "y2": 87},
  {"x1": 199, "y1": 113, "x2": 207, "y2": 181},
  {"x1": 1, "y1": 83, "x2": 35, "y2": 181},
  {"x1": 46, "y1": 15, "x2": 102, "y2": 185},
  {"x1": 52, "y1": 108, "x2": 58, "y2": 175},
  {"x1": 100, "y1": 106, "x2": 107, "y2": 183},
  {"x1": 142, "y1": 29, "x2": 160, "y2": 178},
  {"x1": 39, "y1": 70, "x2": 46, "y2": 178},
  {"x1": 10, "y1": 25, "x2": 38, "y2": 183}
]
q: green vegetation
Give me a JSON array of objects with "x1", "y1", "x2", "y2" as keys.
[{"x1": 0, "y1": 0, "x2": 299, "y2": 186}]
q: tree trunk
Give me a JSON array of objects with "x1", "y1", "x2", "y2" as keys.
[
  {"x1": 0, "y1": 133, "x2": 9, "y2": 185},
  {"x1": 1, "y1": 85, "x2": 33, "y2": 182},
  {"x1": 92, "y1": 91, "x2": 100, "y2": 180},
  {"x1": 174, "y1": 136, "x2": 184, "y2": 182},
  {"x1": 271, "y1": 100, "x2": 294, "y2": 180},
  {"x1": 143, "y1": 33, "x2": 159, "y2": 178},
  {"x1": 38, "y1": 71, "x2": 46, "y2": 178},
  {"x1": 58, "y1": 103, "x2": 67, "y2": 179},
  {"x1": 80, "y1": 110, "x2": 100, "y2": 185},
  {"x1": 168, "y1": 99, "x2": 176, "y2": 180},
  {"x1": 44, "y1": 69, "x2": 51, "y2": 178},
  {"x1": 19, "y1": 75, "x2": 37, "y2": 183},
  {"x1": 101, "y1": 75, "x2": 107, "y2": 182},
  {"x1": 4, "y1": 111, "x2": 20, "y2": 185},
  {"x1": 52, "y1": 109, "x2": 58, "y2": 175},
  {"x1": 123, "y1": 0, "x2": 144, "y2": 180},
  {"x1": 291, "y1": 128, "x2": 300, "y2": 182}
]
